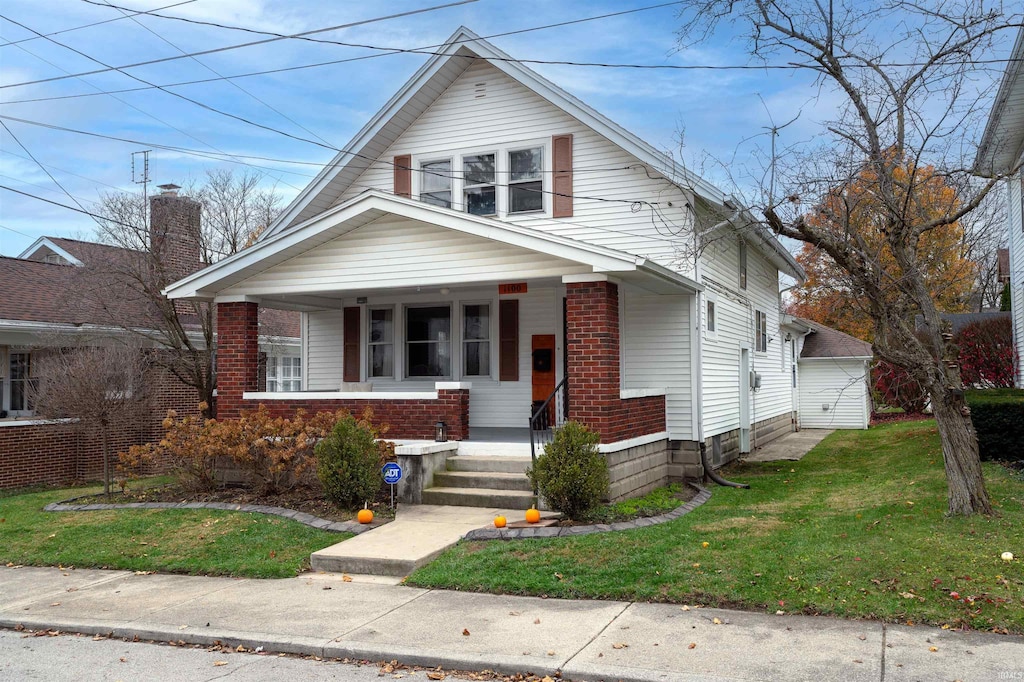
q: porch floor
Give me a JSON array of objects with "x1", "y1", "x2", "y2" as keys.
[{"x1": 392, "y1": 427, "x2": 533, "y2": 457}]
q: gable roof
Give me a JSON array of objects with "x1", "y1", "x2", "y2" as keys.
[
  {"x1": 164, "y1": 190, "x2": 702, "y2": 301},
  {"x1": 258, "y1": 27, "x2": 803, "y2": 280},
  {"x1": 975, "y1": 27, "x2": 1024, "y2": 175},
  {"x1": 796, "y1": 318, "x2": 873, "y2": 360}
]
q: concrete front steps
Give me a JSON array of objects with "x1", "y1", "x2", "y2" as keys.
[{"x1": 421, "y1": 456, "x2": 537, "y2": 510}]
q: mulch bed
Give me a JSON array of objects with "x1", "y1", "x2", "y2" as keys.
[{"x1": 73, "y1": 484, "x2": 395, "y2": 524}]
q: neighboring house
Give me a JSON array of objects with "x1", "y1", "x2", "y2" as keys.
[
  {"x1": 914, "y1": 311, "x2": 1013, "y2": 335},
  {"x1": 164, "y1": 28, "x2": 868, "y2": 501},
  {"x1": 974, "y1": 26, "x2": 1024, "y2": 388},
  {"x1": 784, "y1": 316, "x2": 873, "y2": 430},
  {"x1": 0, "y1": 188, "x2": 300, "y2": 489}
]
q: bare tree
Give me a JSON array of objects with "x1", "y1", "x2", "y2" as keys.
[
  {"x1": 30, "y1": 341, "x2": 152, "y2": 498},
  {"x1": 678, "y1": 0, "x2": 1024, "y2": 515},
  {"x1": 76, "y1": 169, "x2": 282, "y2": 417}
]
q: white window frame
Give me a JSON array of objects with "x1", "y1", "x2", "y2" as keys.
[
  {"x1": 367, "y1": 305, "x2": 396, "y2": 379},
  {"x1": 755, "y1": 310, "x2": 768, "y2": 354},
  {"x1": 266, "y1": 355, "x2": 302, "y2": 392},
  {"x1": 506, "y1": 146, "x2": 544, "y2": 215},
  {"x1": 705, "y1": 293, "x2": 718, "y2": 339},
  {"x1": 5, "y1": 350, "x2": 35, "y2": 416},
  {"x1": 461, "y1": 301, "x2": 492, "y2": 377},
  {"x1": 461, "y1": 151, "x2": 498, "y2": 217},
  {"x1": 738, "y1": 240, "x2": 748, "y2": 290},
  {"x1": 404, "y1": 303, "x2": 453, "y2": 380},
  {"x1": 418, "y1": 157, "x2": 453, "y2": 209}
]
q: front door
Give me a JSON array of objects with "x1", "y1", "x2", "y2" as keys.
[{"x1": 531, "y1": 334, "x2": 556, "y2": 426}]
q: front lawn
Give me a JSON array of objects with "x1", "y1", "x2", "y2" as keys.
[
  {"x1": 0, "y1": 481, "x2": 345, "y2": 578},
  {"x1": 409, "y1": 421, "x2": 1024, "y2": 633}
]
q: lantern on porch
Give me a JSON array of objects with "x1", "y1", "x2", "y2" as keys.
[{"x1": 435, "y1": 420, "x2": 448, "y2": 443}]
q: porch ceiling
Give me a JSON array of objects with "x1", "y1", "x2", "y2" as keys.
[{"x1": 164, "y1": 190, "x2": 700, "y2": 303}]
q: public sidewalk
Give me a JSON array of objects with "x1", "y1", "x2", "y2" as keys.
[{"x1": 2, "y1": 566, "x2": 1022, "y2": 682}]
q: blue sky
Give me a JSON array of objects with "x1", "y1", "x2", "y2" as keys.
[{"x1": 0, "y1": 0, "x2": 1012, "y2": 256}]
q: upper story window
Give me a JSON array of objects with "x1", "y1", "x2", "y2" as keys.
[
  {"x1": 739, "y1": 240, "x2": 748, "y2": 290},
  {"x1": 707, "y1": 299, "x2": 716, "y2": 333},
  {"x1": 463, "y1": 153, "x2": 496, "y2": 216},
  {"x1": 755, "y1": 310, "x2": 768, "y2": 353},
  {"x1": 420, "y1": 160, "x2": 453, "y2": 209},
  {"x1": 508, "y1": 147, "x2": 543, "y2": 213}
]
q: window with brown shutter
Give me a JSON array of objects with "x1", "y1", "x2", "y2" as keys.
[
  {"x1": 551, "y1": 134, "x2": 573, "y2": 218},
  {"x1": 499, "y1": 299, "x2": 519, "y2": 381},
  {"x1": 343, "y1": 307, "x2": 361, "y2": 382},
  {"x1": 393, "y1": 154, "x2": 412, "y2": 198}
]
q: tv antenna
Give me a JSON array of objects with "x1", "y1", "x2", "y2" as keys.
[{"x1": 131, "y1": 149, "x2": 151, "y2": 225}]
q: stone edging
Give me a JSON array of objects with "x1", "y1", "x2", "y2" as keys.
[
  {"x1": 44, "y1": 497, "x2": 376, "y2": 535},
  {"x1": 463, "y1": 483, "x2": 711, "y2": 541}
]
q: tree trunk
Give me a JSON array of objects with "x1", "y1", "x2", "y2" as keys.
[
  {"x1": 101, "y1": 426, "x2": 111, "y2": 501},
  {"x1": 930, "y1": 384, "x2": 992, "y2": 516}
]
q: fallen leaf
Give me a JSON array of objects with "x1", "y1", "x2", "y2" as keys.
[
  {"x1": 712, "y1": 618, "x2": 723, "y2": 625},
  {"x1": 547, "y1": 650, "x2": 556, "y2": 657},
  {"x1": 49, "y1": 602, "x2": 61, "y2": 607},
  {"x1": 462, "y1": 629, "x2": 470, "y2": 636},
  {"x1": 858, "y1": 635, "x2": 866, "y2": 641},
  {"x1": 509, "y1": 611, "x2": 520, "y2": 616},
  {"x1": 269, "y1": 550, "x2": 276, "y2": 558},
  {"x1": 236, "y1": 645, "x2": 246, "y2": 652},
  {"x1": 612, "y1": 643, "x2": 628, "y2": 649},
  {"x1": 119, "y1": 657, "x2": 126, "y2": 663},
  {"x1": 214, "y1": 661, "x2": 228, "y2": 667},
  {"x1": 554, "y1": 573, "x2": 563, "y2": 580},
  {"x1": 534, "y1": 618, "x2": 541, "y2": 624},
  {"x1": 776, "y1": 610, "x2": 785, "y2": 615},
  {"x1": 342, "y1": 575, "x2": 353, "y2": 583},
  {"x1": 322, "y1": 586, "x2": 332, "y2": 590},
  {"x1": 680, "y1": 605, "x2": 690, "y2": 611},
  {"x1": 426, "y1": 672, "x2": 445, "y2": 680},
  {"x1": 688, "y1": 642, "x2": 697, "y2": 649},
  {"x1": 929, "y1": 647, "x2": 938, "y2": 652}
]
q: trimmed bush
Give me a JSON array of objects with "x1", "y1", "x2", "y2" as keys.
[
  {"x1": 527, "y1": 421, "x2": 609, "y2": 519},
  {"x1": 966, "y1": 389, "x2": 1024, "y2": 462},
  {"x1": 315, "y1": 412, "x2": 386, "y2": 507}
]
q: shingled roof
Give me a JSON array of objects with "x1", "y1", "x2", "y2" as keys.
[{"x1": 797, "y1": 318, "x2": 873, "y2": 359}]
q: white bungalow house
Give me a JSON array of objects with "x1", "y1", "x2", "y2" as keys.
[
  {"x1": 163, "y1": 28, "x2": 864, "y2": 504},
  {"x1": 975, "y1": 26, "x2": 1024, "y2": 387}
]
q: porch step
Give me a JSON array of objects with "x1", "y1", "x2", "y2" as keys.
[
  {"x1": 446, "y1": 455, "x2": 533, "y2": 474},
  {"x1": 432, "y1": 470, "x2": 533, "y2": 492},
  {"x1": 421, "y1": 486, "x2": 537, "y2": 510}
]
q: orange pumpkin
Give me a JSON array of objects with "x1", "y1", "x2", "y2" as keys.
[
  {"x1": 357, "y1": 508, "x2": 374, "y2": 524},
  {"x1": 494, "y1": 515, "x2": 507, "y2": 529},
  {"x1": 525, "y1": 507, "x2": 541, "y2": 524}
]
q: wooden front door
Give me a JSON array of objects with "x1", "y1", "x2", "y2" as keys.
[{"x1": 531, "y1": 334, "x2": 556, "y2": 424}]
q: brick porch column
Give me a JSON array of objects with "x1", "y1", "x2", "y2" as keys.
[
  {"x1": 216, "y1": 301, "x2": 260, "y2": 419},
  {"x1": 565, "y1": 279, "x2": 621, "y2": 442}
]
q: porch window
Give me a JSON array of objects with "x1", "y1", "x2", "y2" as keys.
[
  {"x1": 755, "y1": 310, "x2": 768, "y2": 353},
  {"x1": 368, "y1": 307, "x2": 395, "y2": 378},
  {"x1": 463, "y1": 153, "x2": 496, "y2": 216},
  {"x1": 462, "y1": 303, "x2": 491, "y2": 376},
  {"x1": 406, "y1": 306, "x2": 451, "y2": 377},
  {"x1": 508, "y1": 147, "x2": 543, "y2": 213},
  {"x1": 9, "y1": 352, "x2": 33, "y2": 413},
  {"x1": 267, "y1": 356, "x2": 302, "y2": 392},
  {"x1": 420, "y1": 159, "x2": 452, "y2": 209}
]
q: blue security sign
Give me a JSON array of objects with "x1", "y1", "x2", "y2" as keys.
[{"x1": 382, "y1": 462, "x2": 403, "y2": 485}]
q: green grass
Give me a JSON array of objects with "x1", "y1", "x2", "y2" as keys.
[
  {"x1": 581, "y1": 483, "x2": 686, "y2": 523},
  {"x1": 0, "y1": 480, "x2": 347, "y2": 578},
  {"x1": 409, "y1": 421, "x2": 1024, "y2": 633}
]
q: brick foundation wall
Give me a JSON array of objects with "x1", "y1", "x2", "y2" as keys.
[
  {"x1": 248, "y1": 388, "x2": 470, "y2": 440},
  {"x1": 565, "y1": 280, "x2": 667, "y2": 443}
]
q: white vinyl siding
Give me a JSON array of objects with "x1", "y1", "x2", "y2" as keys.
[
  {"x1": 1008, "y1": 173, "x2": 1024, "y2": 387},
  {"x1": 621, "y1": 288, "x2": 692, "y2": 440},
  {"x1": 221, "y1": 216, "x2": 589, "y2": 297},
  {"x1": 331, "y1": 60, "x2": 697, "y2": 276},
  {"x1": 798, "y1": 359, "x2": 870, "y2": 429},
  {"x1": 305, "y1": 310, "x2": 344, "y2": 390}
]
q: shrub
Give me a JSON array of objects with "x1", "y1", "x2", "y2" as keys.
[
  {"x1": 121, "y1": 403, "x2": 350, "y2": 494},
  {"x1": 527, "y1": 421, "x2": 609, "y2": 519},
  {"x1": 955, "y1": 317, "x2": 1017, "y2": 389},
  {"x1": 965, "y1": 389, "x2": 1024, "y2": 462},
  {"x1": 315, "y1": 412, "x2": 387, "y2": 507},
  {"x1": 872, "y1": 360, "x2": 929, "y2": 413}
]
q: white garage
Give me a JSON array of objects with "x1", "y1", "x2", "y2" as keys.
[{"x1": 796, "y1": 323, "x2": 873, "y2": 429}]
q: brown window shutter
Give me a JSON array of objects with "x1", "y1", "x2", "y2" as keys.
[
  {"x1": 394, "y1": 154, "x2": 412, "y2": 198},
  {"x1": 551, "y1": 134, "x2": 573, "y2": 218},
  {"x1": 343, "y1": 307, "x2": 361, "y2": 382},
  {"x1": 499, "y1": 299, "x2": 519, "y2": 382}
]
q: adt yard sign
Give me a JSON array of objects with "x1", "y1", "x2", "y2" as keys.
[{"x1": 382, "y1": 462, "x2": 403, "y2": 485}]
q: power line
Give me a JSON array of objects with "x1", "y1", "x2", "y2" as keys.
[
  {"x1": 0, "y1": 148, "x2": 135, "y2": 192},
  {"x1": 0, "y1": 0, "x2": 479, "y2": 89},
  {"x1": 1, "y1": 184, "x2": 139, "y2": 230},
  {"x1": 0, "y1": 221, "x2": 34, "y2": 239},
  {"x1": 0, "y1": 0, "x2": 196, "y2": 47}
]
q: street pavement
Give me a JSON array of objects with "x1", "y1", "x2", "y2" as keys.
[{"x1": 1, "y1": 565, "x2": 1022, "y2": 681}]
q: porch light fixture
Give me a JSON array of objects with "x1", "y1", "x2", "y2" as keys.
[
  {"x1": 440, "y1": 287, "x2": 451, "y2": 295},
  {"x1": 435, "y1": 420, "x2": 448, "y2": 442}
]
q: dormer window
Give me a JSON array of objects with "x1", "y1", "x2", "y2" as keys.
[
  {"x1": 508, "y1": 147, "x2": 543, "y2": 213},
  {"x1": 463, "y1": 153, "x2": 496, "y2": 216}
]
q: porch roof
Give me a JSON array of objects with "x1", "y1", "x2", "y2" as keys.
[{"x1": 163, "y1": 190, "x2": 701, "y2": 303}]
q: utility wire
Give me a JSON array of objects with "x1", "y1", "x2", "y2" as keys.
[
  {"x1": 0, "y1": 0, "x2": 196, "y2": 47},
  {"x1": 0, "y1": 148, "x2": 135, "y2": 192},
  {"x1": 0, "y1": 221, "x2": 34, "y2": 239},
  {"x1": 0, "y1": 0, "x2": 478, "y2": 89},
  {"x1": 0, "y1": 119, "x2": 104, "y2": 228},
  {"x1": 1, "y1": 184, "x2": 141, "y2": 230}
]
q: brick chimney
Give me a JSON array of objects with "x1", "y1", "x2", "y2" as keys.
[{"x1": 149, "y1": 183, "x2": 202, "y2": 285}]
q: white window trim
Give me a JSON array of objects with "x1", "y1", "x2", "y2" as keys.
[
  {"x1": 460, "y1": 300, "x2": 493, "y2": 378},
  {"x1": 4, "y1": 350, "x2": 35, "y2": 417},
  {"x1": 266, "y1": 355, "x2": 302, "y2": 393},
  {"x1": 409, "y1": 138, "x2": 552, "y2": 220},
  {"x1": 754, "y1": 309, "x2": 768, "y2": 354},
  {"x1": 506, "y1": 145, "x2": 545, "y2": 215},
  {"x1": 704, "y1": 292, "x2": 718, "y2": 340},
  {"x1": 404, "y1": 302, "x2": 454, "y2": 380},
  {"x1": 366, "y1": 305, "x2": 397, "y2": 380}
]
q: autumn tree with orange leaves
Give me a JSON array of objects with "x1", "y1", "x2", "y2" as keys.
[{"x1": 788, "y1": 161, "x2": 978, "y2": 342}]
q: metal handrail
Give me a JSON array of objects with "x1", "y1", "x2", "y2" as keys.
[{"x1": 528, "y1": 377, "x2": 568, "y2": 495}]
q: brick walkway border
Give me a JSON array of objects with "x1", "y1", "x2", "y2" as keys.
[
  {"x1": 463, "y1": 483, "x2": 711, "y2": 541},
  {"x1": 44, "y1": 497, "x2": 377, "y2": 535}
]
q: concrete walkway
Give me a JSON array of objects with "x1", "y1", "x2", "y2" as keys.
[
  {"x1": 2, "y1": 566, "x2": 1021, "y2": 681},
  {"x1": 742, "y1": 429, "x2": 834, "y2": 463},
  {"x1": 310, "y1": 504, "x2": 555, "y2": 577}
]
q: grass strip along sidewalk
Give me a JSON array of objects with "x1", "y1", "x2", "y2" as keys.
[
  {"x1": 409, "y1": 421, "x2": 1024, "y2": 634},
  {"x1": 0, "y1": 482, "x2": 343, "y2": 579}
]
